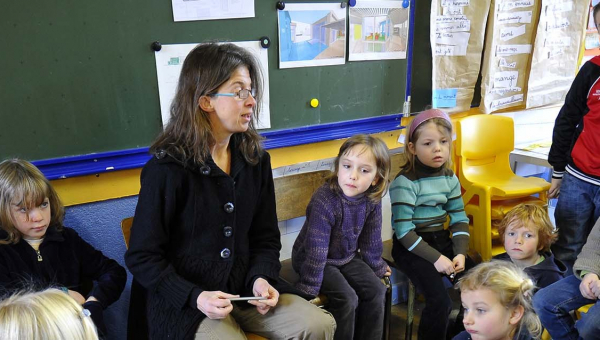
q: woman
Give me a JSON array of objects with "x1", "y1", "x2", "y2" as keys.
[{"x1": 125, "y1": 43, "x2": 335, "y2": 340}]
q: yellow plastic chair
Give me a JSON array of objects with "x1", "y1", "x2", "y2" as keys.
[{"x1": 455, "y1": 115, "x2": 551, "y2": 260}]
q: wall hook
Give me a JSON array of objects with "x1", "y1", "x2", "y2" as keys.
[{"x1": 151, "y1": 41, "x2": 162, "y2": 52}]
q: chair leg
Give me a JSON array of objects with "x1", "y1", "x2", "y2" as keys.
[
  {"x1": 405, "y1": 280, "x2": 415, "y2": 340},
  {"x1": 383, "y1": 277, "x2": 392, "y2": 340}
]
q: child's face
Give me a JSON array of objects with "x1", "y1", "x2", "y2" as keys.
[
  {"x1": 461, "y1": 288, "x2": 522, "y2": 340},
  {"x1": 408, "y1": 121, "x2": 450, "y2": 168},
  {"x1": 337, "y1": 145, "x2": 378, "y2": 198},
  {"x1": 503, "y1": 222, "x2": 540, "y2": 267},
  {"x1": 11, "y1": 197, "x2": 51, "y2": 240}
]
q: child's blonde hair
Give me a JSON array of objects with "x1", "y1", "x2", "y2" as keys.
[
  {"x1": 458, "y1": 261, "x2": 542, "y2": 339},
  {"x1": 0, "y1": 288, "x2": 98, "y2": 340},
  {"x1": 498, "y1": 203, "x2": 557, "y2": 252},
  {"x1": 402, "y1": 109, "x2": 453, "y2": 172},
  {"x1": 327, "y1": 134, "x2": 391, "y2": 203},
  {"x1": 0, "y1": 159, "x2": 64, "y2": 245}
]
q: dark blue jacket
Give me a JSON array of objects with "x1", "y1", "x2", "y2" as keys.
[{"x1": 494, "y1": 251, "x2": 567, "y2": 289}]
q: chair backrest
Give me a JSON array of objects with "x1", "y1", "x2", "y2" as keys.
[
  {"x1": 121, "y1": 217, "x2": 133, "y2": 249},
  {"x1": 455, "y1": 115, "x2": 515, "y2": 185}
]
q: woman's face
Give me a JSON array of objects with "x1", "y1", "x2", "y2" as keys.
[{"x1": 206, "y1": 66, "x2": 257, "y2": 139}]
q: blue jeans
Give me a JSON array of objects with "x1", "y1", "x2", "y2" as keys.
[
  {"x1": 320, "y1": 256, "x2": 387, "y2": 340},
  {"x1": 533, "y1": 275, "x2": 600, "y2": 340},
  {"x1": 552, "y1": 172, "x2": 600, "y2": 274}
]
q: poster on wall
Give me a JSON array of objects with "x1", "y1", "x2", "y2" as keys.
[
  {"x1": 480, "y1": 0, "x2": 540, "y2": 114},
  {"x1": 582, "y1": 0, "x2": 600, "y2": 65},
  {"x1": 348, "y1": 1, "x2": 409, "y2": 61},
  {"x1": 526, "y1": 0, "x2": 589, "y2": 109},
  {"x1": 431, "y1": 0, "x2": 492, "y2": 113},
  {"x1": 154, "y1": 41, "x2": 271, "y2": 129},
  {"x1": 171, "y1": 0, "x2": 255, "y2": 22},
  {"x1": 278, "y1": 3, "x2": 347, "y2": 68}
]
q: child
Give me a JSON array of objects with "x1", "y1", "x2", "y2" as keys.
[
  {"x1": 548, "y1": 3, "x2": 600, "y2": 274},
  {"x1": 533, "y1": 216, "x2": 600, "y2": 339},
  {"x1": 292, "y1": 134, "x2": 392, "y2": 340},
  {"x1": 494, "y1": 203, "x2": 566, "y2": 289},
  {"x1": 454, "y1": 261, "x2": 542, "y2": 340},
  {"x1": 390, "y1": 109, "x2": 471, "y2": 340},
  {"x1": 0, "y1": 288, "x2": 99, "y2": 340},
  {"x1": 0, "y1": 159, "x2": 126, "y2": 337}
]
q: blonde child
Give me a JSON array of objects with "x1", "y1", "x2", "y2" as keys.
[
  {"x1": 390, "y1": 109, "x2": 471, "y2": 340},
  {"x1": 0, "y1": 159, "x2": 126, "y2": 337},
  {"x1": 494, "y1": 203, "x2": 566, "y2": 289},
  {"x1": 292, "y1": 134, "x2": 392, "y2": 340},
  {"x1": 0, "y1": 288, "x2": 98, "y2": 340},
  {"x1": 454, "y1": 261, "x2": 542, "y2": 340}
]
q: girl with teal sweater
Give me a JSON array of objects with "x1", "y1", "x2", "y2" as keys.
[{"x1": 390, "y1": 109, "x2": 471, "y2": 340}]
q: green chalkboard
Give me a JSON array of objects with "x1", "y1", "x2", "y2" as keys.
[{"x1": 0, "y1": 1, "x2": 430, "y2": 161}]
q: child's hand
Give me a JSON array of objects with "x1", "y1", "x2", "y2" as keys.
[
  {"x1": 580, "y1": 273, "x2": 599, "y2": 300},
  {"x1": 249, "y1": 278, "x2": 279, "y2": 315},
  {"x1": 384, "y1": 265, "x2": 392, "y2": 277},
  {"x1": 434, "y1": 255, "x2": 455, "y2": 275},
  {"x1": 452, "y1": 254, "x2": 466, "y2": 274},
  {"x1": 196, "y1": 291, "x2": 236, "y2": 319},
  {"x1": 68, "y1": 289, "x2": 86, "y2": 305},
  {"x1": 548, "y1": 178, "x2": 562, "y2": 198}
]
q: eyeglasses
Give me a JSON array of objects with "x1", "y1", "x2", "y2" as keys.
[{"x1": 211, "y1": 89, "x2": 256, "y2": 100}]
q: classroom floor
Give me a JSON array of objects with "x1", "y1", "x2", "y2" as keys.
[{"x1": 389, "y1": 287, "x2": 463, "y2": 340}]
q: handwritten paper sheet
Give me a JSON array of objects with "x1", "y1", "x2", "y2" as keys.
[
  {"x1": 480, "y1": 0, "x2": 539, "y2": 113},
  {"x1": 431, "y1": 0, "x2": 491, "y2": 113},
  {"x1": 171, "y1": 0, "x2": 255, "y2": 22},
  {"x1": 526, "y1": 0, "x2": 588, "y2": 109}
]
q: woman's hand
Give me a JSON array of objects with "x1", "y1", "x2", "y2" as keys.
[
  {"x1": 196, "y1": 291, "x2": 237, "y2": 319},
  {"x1": 548, "y1": 178, "x2": 562, "y2": 198},
  {"x1": 580, "y1": 273, "x2": 599, "y2": 300},
  {"x1": 68, "y1": 289, "x2": 86, "y2": 305},
  {"x1": 248, "y1": 278, "x2": 279, "y2": 315},
  {"x1": 434, "y1": 255, "x2": 455, "y2": 275}
]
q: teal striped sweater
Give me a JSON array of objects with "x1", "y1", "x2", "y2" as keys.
[{"x1": 390, "y1": 159, "x2": 469, "y2": 263}]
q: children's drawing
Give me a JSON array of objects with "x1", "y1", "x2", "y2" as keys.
[
  {"x1": 278, "y1": 3, "x2": 346, "y2": 68},
  {"x1": 349, "y1": 1, "x2": 409, "y2": 61}
]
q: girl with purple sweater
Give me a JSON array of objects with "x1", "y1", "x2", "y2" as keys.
[{"x1": 292, "y1": 134, "x2": 392, "y2": 340}]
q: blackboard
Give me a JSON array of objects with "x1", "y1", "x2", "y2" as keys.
[{"x1": 0, "y1": 1, "x2": 431, "y2": 161}]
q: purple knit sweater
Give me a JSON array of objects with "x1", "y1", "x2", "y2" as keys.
[{"x1": 291, "y1": 184, "x2": 387, "y2": 296}]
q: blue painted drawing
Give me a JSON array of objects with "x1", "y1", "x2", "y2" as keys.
[{"x1": 278, "y1": 5, "x2": 346, "y2": 68}]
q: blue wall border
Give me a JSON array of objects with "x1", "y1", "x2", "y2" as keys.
[{"x1": 34, "y1": 114, "x2": 404, "y2": 180}]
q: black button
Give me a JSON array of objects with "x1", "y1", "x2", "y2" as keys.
[
  {"x1": 223, "y1": 226, "x2": 233, "y2": 237},
  {"x1": 200, "y1": 165, "x2": 211, "y2": 175},
  {"x1": 155, "y1": 150, "x2": 166, "y2": 159},
  {"x1": 220, "y1": 248, "x2": 231, "y2": 259},
  {"x1": 224, "y1": 202, "x2": 234, "y2": 213}
]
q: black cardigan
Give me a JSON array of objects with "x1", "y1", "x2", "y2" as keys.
[
  {"x1": 0, "y1": 225, "x2": 126, "y2": 306},
  {"x1": 125, "y1": 138, "x2": 294, "y2": 339}
]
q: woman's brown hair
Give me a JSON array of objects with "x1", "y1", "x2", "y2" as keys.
[
  {"x1": 0, "y1": 159, "x2": 64, "y2": 244},
  {"x1": 151, "y1": 42, "x2": 264, "y2": 165}
]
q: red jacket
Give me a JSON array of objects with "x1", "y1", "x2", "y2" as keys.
[{"x1": 549, "y1": 56, "x2": 600, "y2": 182}]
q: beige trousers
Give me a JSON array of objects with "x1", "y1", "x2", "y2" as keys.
[{"x1": 195, "y1": 293, "x2": 336, "y2": 340}]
